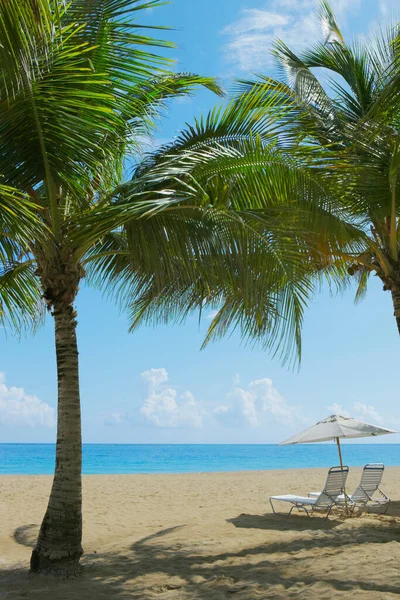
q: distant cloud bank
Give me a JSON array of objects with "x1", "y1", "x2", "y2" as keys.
[
  {"x1": 224, "y1": 377, "x2": 301, "y2": 427},
  {"x1": 105, "y1": 368, "x2": 303, "y2": 430},
  {"x1": 139, "y1": 368, "x2": 204, "y2": 428},
  {"x1": 0, "y1": 372, "x2": 55, "y2": 428},
  {"x1": 328, "y1": 401, "x2": 384, "y2": 425}
]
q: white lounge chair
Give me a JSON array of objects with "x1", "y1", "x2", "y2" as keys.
[
  {"x1": 309, "y1": 463, "x2": 389, "y2": 513},
  {"x1": 270, "y1": 465, "x2": 350, "y2": 520}
]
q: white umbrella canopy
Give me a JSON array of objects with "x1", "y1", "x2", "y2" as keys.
[
  {"x1": 279, "y1": 414, "x2": 396, "y2": 446},
  {"x1": 279, "y1": 414, "x2": 396, "y2": 473}
]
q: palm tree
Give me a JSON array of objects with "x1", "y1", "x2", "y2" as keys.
[
  {"x1": 111, "y1": 79, "x2": 361, "y2": 357},
  {"x1": 232, "y1": 1, "x2": 400, "y2": 334},
  {"x1": 0, "y1": 0, "x2": 223, "y2": 575}
]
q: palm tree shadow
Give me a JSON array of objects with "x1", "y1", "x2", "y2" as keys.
[
  {"x1": 130, "y1": 525, "x2": 187, "y2": 547},
  {"x1": 4, "y1": 517, "x2": 400, "y2": 599}
]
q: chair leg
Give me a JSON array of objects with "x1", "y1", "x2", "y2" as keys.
[
  {"x1": 300, "y1": 505, "x2": 310, "y2": 517},
  {"x1": 270, "y1": 500, "x2": 300, "y2": 517},
  {"x1": 270, "y1": 499, "x2": 296, "y2": 515}
]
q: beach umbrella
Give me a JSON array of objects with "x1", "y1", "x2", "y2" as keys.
[{"x1": 279, "y1": 414, "x2": 396, "y2": 470}]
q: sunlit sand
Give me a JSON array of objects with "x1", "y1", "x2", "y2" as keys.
[{"x1": 2, "y1": 468, "x2": 400, "y2": 598}]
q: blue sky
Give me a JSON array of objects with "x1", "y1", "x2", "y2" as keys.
[{"x1": 1, "y1": 0, "x2": 400, "y2": 445}]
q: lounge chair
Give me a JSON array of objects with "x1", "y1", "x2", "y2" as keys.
[
  {"x1": 309, "y1": 463, "x2": 390, "y2": 513},
  {"x1": 270, "y1": 465, "x2": 350, "y2": 520}
]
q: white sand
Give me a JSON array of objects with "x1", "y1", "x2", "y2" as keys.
[{"x1": 1, "y1": 467, "x2": 400, "y2": 598}]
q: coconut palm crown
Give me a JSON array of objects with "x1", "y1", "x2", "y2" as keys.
[{"x1": 233, "y1": 0, "x2": 400, "y2": 333}]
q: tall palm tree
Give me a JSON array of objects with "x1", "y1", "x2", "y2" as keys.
[
  {"x1": 233, "y1": 1, "x2": 400, "y2": 334},
  {"x1": 0, "y1": 0, "x2": 223, "y2": 575}
]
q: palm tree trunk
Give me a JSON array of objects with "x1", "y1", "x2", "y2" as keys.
[
  {"x1": 30, "y1": 300, "x2": 83, "y2": 575},
  {"x1": 391, "y1": 284, "x2": 400, "y2": 335}
]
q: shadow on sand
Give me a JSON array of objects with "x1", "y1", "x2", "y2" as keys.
[
  {"x1": 13, "y1": 523, "x2": 38, "y2": 548},
  {"x1": 386, "y1": 500, "x2": 400, "y2": 517},
  {"x1": 3, "y1": 512, "x2": 400, "y2": 599},
  {"x1": 227, "y1": 511, "x2": 341, "y2": 531}
]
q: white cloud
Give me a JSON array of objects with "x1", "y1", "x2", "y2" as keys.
[
  {"x1": 223, "y1": 377, "x2": 301, "y2": 427},
  {"x1": 327, "y1": 401, "x2": 383, "y2": 424},
  {"x1": 141, "y1": 367, "x2": 169, "y2": 389},
  {"x1": 105, "y1": 412, "x2": 125, "y2": 427},
  {"x1": 223, "y1": 10, "x2": 288, "y2": 36},
  {"x1": 232, "y1": 387, "x2": 259, "y2": 426},
  {"x1": 103, "y1": 370, "x2": 303, "y2": 431},
  {"x1": 140, "y1": 368, "x2": 204, "y2": 428},
  {"x1": 232, "y1": 373, "x2": 241, "y2": 386},
  {"x1": 221, "y1": 0, "x2": 361, "y2": 73},
  {"x1": 379, "y1": 0, "x2": 400, "y2": 18},
  {"x1": 0, "y1": 373, "x2": 55, "y2": 428},
  {"x1": 328, "y1": 403, "x2": 350, "y2": 417},
  {"x1": 331, "y1": 0, "x2": 362, "y2": 16},
  {"x1": 353, "y1": 401, "x2": 384, "y2": 425},
  {"x1": 213, "y1": 405, "x2": 229, "y2": 415}
]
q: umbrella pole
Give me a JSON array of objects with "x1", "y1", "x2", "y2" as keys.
[
  {"x1": 336, "y1": 437, "x2": 343, "y2": 470},
  {"x1": 336, "y1": 437, "x2": 348, "y2": 514}
]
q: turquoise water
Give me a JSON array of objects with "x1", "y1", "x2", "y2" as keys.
[{"x1": 1, "y1": 443, "x2": 400, "y2": 475}]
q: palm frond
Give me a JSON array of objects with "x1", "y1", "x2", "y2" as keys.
[
  {"x1": 77, "y1": 130, "x2": 367, "y2": 364},
  {"x1": 319, "y1": 0, "x2": 345, "y2": 45},
  {"x1": 0, "y1": 259, "x2": 43, "y2": 331}
]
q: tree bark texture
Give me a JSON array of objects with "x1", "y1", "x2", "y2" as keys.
[
  {"x1": 391, "y1": 284, "x2": 400, "y2": 335},
  {"x1": 30, "y1": 300, "x2": 83, "y2": 574}
]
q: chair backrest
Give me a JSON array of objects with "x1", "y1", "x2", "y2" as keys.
[
  {"x1": 315, "y1": 466, "x2": 349, "y2": 506},
  {"x1": 352, "y1": 463, "x2": 384, "y2": 502}
]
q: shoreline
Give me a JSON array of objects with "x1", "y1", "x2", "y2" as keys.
[{"x1": 2, "y1": 464, "x2": 400, "y2": 476}]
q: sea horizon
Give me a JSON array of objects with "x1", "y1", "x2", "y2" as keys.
[
  {"x1": 2, "y1": 443, "x2": 400, "y2": 475},
  {"x1": 3, "y1": 441, "x2": 400, "y2": 446}
]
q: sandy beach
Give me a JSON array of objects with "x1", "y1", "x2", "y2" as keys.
[{"x1": 1, "y1": 467, "x2": 400, "y2": 599}]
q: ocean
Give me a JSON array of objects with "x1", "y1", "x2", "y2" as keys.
[{"x1": 1, "y1": 443, "x2": 400, "y2": 475}]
